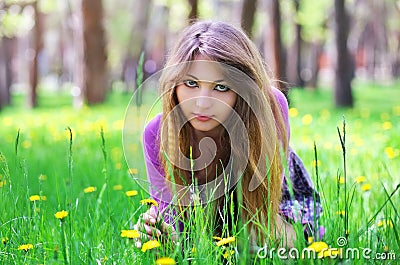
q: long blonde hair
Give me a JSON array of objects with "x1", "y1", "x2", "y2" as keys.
[{"x1": 158, "y1": 21, "x2": 288, "y2": 242}]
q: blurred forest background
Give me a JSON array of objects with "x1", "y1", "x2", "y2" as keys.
[{"x1": 0, "y1": 0, "x2": 399, "y2": 111}]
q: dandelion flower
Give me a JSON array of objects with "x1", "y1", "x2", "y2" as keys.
[
  {"x1": 141, "y1": 240, "x2": 160, "y2": 252},
  {"x1": 156, "y1": 257, "x2": 176, "y2": 265},
  {"x1": 128, "y1": 168, "x2": 138, "y2": 175},
  {"x1": 18, "y1": 244, "x2": 34, "y2": 251},
  {"x1": 307, "y1": 241, "x2": 329, "y2": 253},
  {"x1": 0, "y1": 179, "x2": 7, "y2": 188},
  {"x1": 361, "y1": 183, "x2": 371, "y2": 192},
  {"x1": 216, "y1": 236, "x2": 235, "y2": 246},
  {"x1": 302, "y1": 114, "x2": 313, "y2": 125},
  {"x1": 55, "y1": 210, "x2": 68, "y2": 220},
  {"x1": 140, "y1": 198, "x2": 158, "y2": 207},
  {"x1": 2, "y1": 237, "x2": 8, "y2": 245},
  {"x1": 113, "y1": 185, "x2": 123, "y2": 190},
  {"x1": 355, "y1": 176, "x2": 366, "y2": 183},
  {"x1": 338, "y1": 177, "x2": 345, "y2": 184},
  {"x1": 318, "y1": 248, "x2": 342, "y2": 258},
  {"x1": 385, "y1": 147, "x2": 396, "y2": 159},
  {"x1": 308, "y1": 237, "x2": 313, "y2": 244},
  {"x1": 29, "y1": 195, "x2": 47, "y2": 202},
  {"x1": 384, "y1": 245, "x2": 389, "y2": 252},
  {"x1": 38, "y1": 174, "x2": 47, "y2": 181},
  {"x1": 121, "y1": 229, "x2": 140, "y2": 239},
  {"x1": 29, "y1": 195, "x2": 41, "y2": 202},
  {"x1": 84, "y1": 186, "x2": 96, "y2": 193},
  {"x1": 378, "y1": 220, "x2": 393, "y2": 229},
  {"x1": 288, "y1": 108, "x2": 298, "y2": 118},
  {"x1": 125, "y1": 190, "x2": 138, "y2": 197},
  {"x1": 223, "y1": 250, "x2": 236, "y2": 259},
  {"x1": 336, "y1": 210, "x2": 345, "y2": 216},
  {"x1": 382, "y1": 122, "x2": 392, "y2": 130}
]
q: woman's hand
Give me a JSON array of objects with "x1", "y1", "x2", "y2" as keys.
[{"x1": 133, "y1": 206, "x2": 177, "y2": 248}]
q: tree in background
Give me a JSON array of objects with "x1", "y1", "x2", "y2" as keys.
[
  {"x1": 188, "y1": 0, "x2": 198, "y2": 23},
  {"x1": 28, "y1": 0, "x2": 43, "y2": 108},
  {"x1": 241, "y1": 0, "x2": 257, "y2": 39},
  {"x1": 81, "y1": 0, "x2": 108, "y2": 104},
  {"x1": 334, "y1": 0, "x2": 354, "y2": 107}
]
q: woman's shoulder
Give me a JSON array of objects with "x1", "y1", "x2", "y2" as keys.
[{"x1": 144, "y1": 113, "x2": 162, "y2": 135}]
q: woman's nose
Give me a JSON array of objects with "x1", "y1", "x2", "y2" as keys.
[{"x1": 195, "y1": 86, "x2": 213, "y2": 109}]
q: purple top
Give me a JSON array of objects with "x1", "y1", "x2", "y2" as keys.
[{"x1": 142, "y1": 87, "x2": 323, "y2": 238}]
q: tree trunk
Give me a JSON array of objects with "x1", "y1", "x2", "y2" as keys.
[
  {"x1": 241, "y1": 0, "x2": 257, "y2": 39},
  {"x1": 28, "y1": 1, "x2": 43, "y2": 108},
  {"x1": 307, "y1": 41, "x2": 323, "y2": 88},
  {"x1": 81, "y1": 0, "x2": 108, "y2": 105},
  {"x1": 0, "y1": 37, "x2": 13, "y2": 110},
  {"x1": 122, "y1": 0, "x2": 152, "y2": 92},
  {"x1": 188, "y1": 0, "x2": 198, "y2": 23},
  {"x1": 334, "y1": 0, "x2": 353, "y2": 107},
  {"x1": 266, "y1": 0, "x2": 286, "y2": 94}
]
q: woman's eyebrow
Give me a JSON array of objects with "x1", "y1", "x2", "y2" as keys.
[{"x1": 186, "y1": 74, "x2": 225, "y2": 83}]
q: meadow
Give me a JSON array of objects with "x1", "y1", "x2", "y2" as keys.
[{"x1": 0, "y1": 80, "x2": 399, "y2": 264}]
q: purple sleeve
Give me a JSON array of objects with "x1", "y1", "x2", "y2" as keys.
[
  {"x1": 272, "y1": 87, "x2": 290, "y2": 144},
  {"x1": 142, "y1": 114, "x2": 171, "y2": 214}
]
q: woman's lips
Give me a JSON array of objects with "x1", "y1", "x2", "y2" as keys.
[{"x1": 194, "y1": 114, "x2": 212, "y2": 121}]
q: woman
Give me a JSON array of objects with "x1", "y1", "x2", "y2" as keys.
[{"x1": 134, "y1": 20, "x2": 323, "y2": 249}]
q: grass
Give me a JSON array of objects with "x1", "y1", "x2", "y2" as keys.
[{"x1": 0, "y1": 80, "x2": 399, "y2": 264}]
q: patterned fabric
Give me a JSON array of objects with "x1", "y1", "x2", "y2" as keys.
[{"x1": 279, "y1": 148, "x2": 324, "y2": 239}]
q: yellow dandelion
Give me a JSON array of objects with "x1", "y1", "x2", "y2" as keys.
[
  {"x1": 22, "y1": 140, "x2": 31, "y2": 149},
  {"x1": 318, "y1": 248, "x2": 342, "y2": 258},
  {"x1": 377, "y1": 220, "x2": 393, "y2": 229},
  {"x1": 141, "y1": 240, "x2": 160, "y2": 252},
  {"x1": 128, "y1": 168, "x2": 138, "y2": 175},
  {"x1": 55, "y1": 210, "x2": 68, "y2": 220},
  {"x1": 29, "y1": 195, "x2": 46, "y2": 202},
  {"x1": 338, "y1": 177, "x2": 345, "y2": 184},
  {"x1": 125, "y1": 190, "x2": 138, "y2": 197},
  {"x1": 156, "y1": 257, "x2": 176, "y2": 265},
  {"x1": 0, "y1": 179, "x2": 7, "y2": 188},
  {"x1": 18, "y1": 244, "x2": 34, "y2": 251},
  {"x1": 121, "y1": 229, "x2": 140, "y2": 239},
  {"x1": 382, "y1": 121, "x2": 392, "y2": 130},
  {"x1": 361, "y1": 183, "x2": 371, "y2": 192},
  {"x1": 140, "y1": 198, "x2": 158, "y2": 207},
  {"x1": 113, "y1": 184, "x2": 123, "y2": 190},
  {"x1": 311, "y1": 160, "x2": 321, "y2": 167},
  {"x1": 393, "y1": 106, "x2": 400, "y2": 116},
  {"x1": 355, "y1": 176, "x2": 366, "y2": 183},
  {"x1": 191, "y1": 247, "x2": 196, "y2": 253},
  {"x1": 288, "y1": 108, "x2": 298, "y2": 118},
  {"x1": 84, "y1": 186, "x2": 96, "y2": 193},
  {"x1": 307, "y1": 241, "x2": 329, "y2": 253},
  {"x1": 38, "y1": 174, "x2": 47, "y2": 181},
  {"x1": 384, "y1": 245, "x2": 389, "y2": 252},
  {"x1": 115, "y1": 163, "x2": 122, "y2": 170},
  {"x1": 223, "y1": 250, "x2": 236, "y2": 259},
  {"x1": 308, "y1": 237, "x2": 314, "y2": 244},
  {"x1": 336, "y1": 210, "x2": 345, "y2": 216},
  {"x1": 385, "y1": 147, "x2": 396, "y2": 159},
  {"x1": 216, "y1": 236, "x2": 235, "y2": 246},
  {"x1": 2, "y1": 237, "x2": 8, "y2": 245},
  {"x1": 302, "y1": 114, "x2": 313, "y2": 125}
]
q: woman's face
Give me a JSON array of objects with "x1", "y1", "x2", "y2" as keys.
[{"x1": 175, "y1": 55, "x2": 237, "y2": 134}]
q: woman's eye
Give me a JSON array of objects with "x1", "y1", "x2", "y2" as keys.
[
  {"x1": 214, "y1": 84, "x2": 230, "y2": 92},
  {"x1": 183, "y1": 80, "x2": 198, "y2": 88}
]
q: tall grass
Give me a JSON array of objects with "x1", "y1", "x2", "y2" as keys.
[{"x1": 0, "y1": 81, "x2": 399, "y2": 264}]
